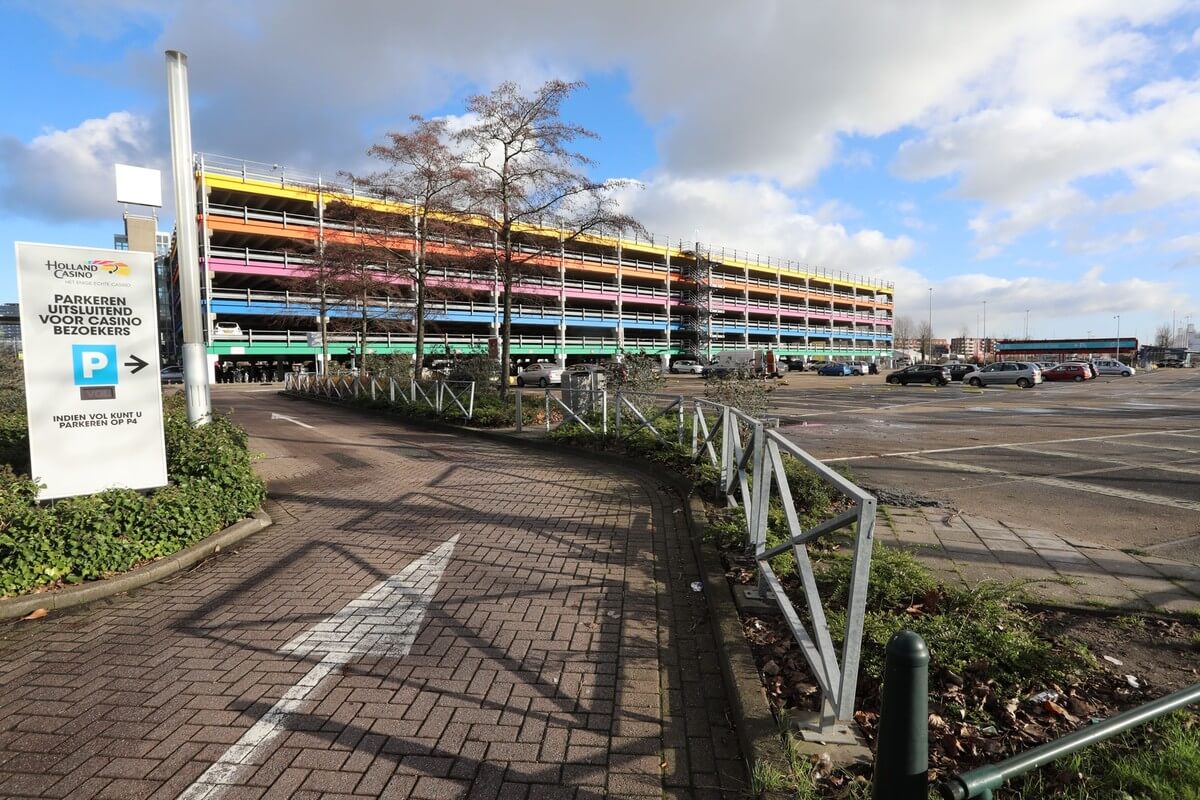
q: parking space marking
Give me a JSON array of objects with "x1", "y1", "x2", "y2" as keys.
[
  {"x1": 902, "y1": 455, "x2": 1200, "y2": 513},
  {"x1": 1020, "y1": 446, "x2": 1200, "y2": 476},
  {"x1": 1102, "y1": 439, "x2": 1200, "y2": 455},
  {"x1": 824, "y1": 427, "x2": 1200, "y2": 463}
]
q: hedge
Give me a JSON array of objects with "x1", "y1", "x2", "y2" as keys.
[{"x1": 0, "y1": 401, "x2": 266, "y2": 597}]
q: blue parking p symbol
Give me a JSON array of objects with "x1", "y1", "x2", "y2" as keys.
[{"x1": 72, "y1": 344, "x2": 118, "y2": 386}]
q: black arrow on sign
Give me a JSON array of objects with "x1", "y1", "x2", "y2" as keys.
[{"x1": 124, "y1": 355, "x2": 149, "y2": 374}]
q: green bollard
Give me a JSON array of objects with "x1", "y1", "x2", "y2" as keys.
[{"x1": 872, "y1": 630, "x2": 929, "y2": 800}]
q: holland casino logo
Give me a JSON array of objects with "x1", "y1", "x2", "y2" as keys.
[{"x1": 44, "y1": 258, "x2": 132, "y2": 279}]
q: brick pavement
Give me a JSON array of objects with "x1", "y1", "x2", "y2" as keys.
[
  {"x1": 0, "y1": 390, "x2": 745, "y2": 799},
  {"x1": 878, "y1": 506, "x2": 1200, "y2": 613}
]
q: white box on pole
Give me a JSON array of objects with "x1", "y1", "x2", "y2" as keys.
[{"x1": 15, "y1": 242, "x2": 168, "y2": 500}]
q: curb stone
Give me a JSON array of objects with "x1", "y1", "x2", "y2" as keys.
[
  {"x1": 280, "y1": 390, "x2": 796, "y2": 792},
  {"x1": 0, "y1": 509, "x2": 272, "y2": 622}
]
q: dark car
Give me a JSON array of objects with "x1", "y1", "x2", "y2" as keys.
[
  {"x1": 886, "y1": 363, "x2": 952, "y2": 386},
  {"x1": 816, "y1": 362, "x2": 853, "y2": 376},
  {"x1": 945, "y1": 363, "x2": 976, "y2": 382}
]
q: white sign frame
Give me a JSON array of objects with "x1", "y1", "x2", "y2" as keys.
[
  {"x1": 114, "y1": 164, "x2": 163, "y2": 208},
  {"x1": 15, "y1": 242, "x2": 167, "y2": 500}
]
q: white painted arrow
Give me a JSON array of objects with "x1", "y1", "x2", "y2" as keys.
[
  {"x1": 177, "y1": 535, "x2": 459, "y2": 800},
  {"x1": 270, "y1": 412, "x2": 314, "y2": 429}
]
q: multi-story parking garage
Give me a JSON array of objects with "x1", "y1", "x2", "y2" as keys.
[{"x1": 181, "y1": 155, "x2": 895, "y2": 376}]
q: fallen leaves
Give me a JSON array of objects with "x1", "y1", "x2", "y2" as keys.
[{"x1": 21, "y1": 608, "x2": 48, "y2": 621}]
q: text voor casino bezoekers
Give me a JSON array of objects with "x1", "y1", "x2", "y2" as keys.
[{"x1": 38, "y1": 294, "x2": 144, "y2": 337}]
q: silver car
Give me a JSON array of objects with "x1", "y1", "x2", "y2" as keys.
[
  {"x1": 1093, "y1": 358, "x2": 1135, "y2": 377},
  {"x1": 963, "y1": 361, "x2": 1043, "y2": 388},
  {"x1": 516, "y1": 362, "x2": 564, "y2": 387}
]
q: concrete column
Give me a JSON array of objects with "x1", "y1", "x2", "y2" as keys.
[
  {"x1": 559, "y1": 238, "x2": 567, "y2": 364},
  {"x1": 664, "y1": 251, "x2": 672, "y2": 356},
  {"x1": 615, "y1": 243, "x2": 624, "y2": 352}
]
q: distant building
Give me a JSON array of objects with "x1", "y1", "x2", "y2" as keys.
[
  {"x1": 951, "y1": 336, "x2": 995, "y2": 360},
  {"x1": 996, "y1": 337, "x2": 1138, "y2": 361},
  {"x1": 0, "y1": 303, "x2": 20, "y2": 353},
  {"x1": 114, "y1": 228, "x2": 178, "y2": 364}
]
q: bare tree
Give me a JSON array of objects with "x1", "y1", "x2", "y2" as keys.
[
  {"x1": 319, "y1": 238, "x2": 410, "y2": 374},
  {"x1": 893, "y1": 316, "x2": 914, "y2": 351},
  {"x1": 342, "y1": 117, "x2": 477, "y2": 372},
  {"x1": 456, "y1": 80, "x2": 644, "y2": 397},
  {"x1": 917, "y1": 320, "x2": 933, "y2": 362},
  {"x1": 1155, "y1": 324, "x2": 1172, "y2": 349},
  {"x1": 282, "y1": 241, "x2": 350, "y2": 374}
]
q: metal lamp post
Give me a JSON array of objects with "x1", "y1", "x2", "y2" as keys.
[
  {"x1": 166, "y1": 50, "x2": 211, "y2": 426},
  {"x1": 1114, "y1": 315, "x2": 1122, "y2": 362}
]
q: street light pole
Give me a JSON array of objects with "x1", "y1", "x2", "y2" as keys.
[
  {"x1": 1024, "y1": 309, "x2": 1030, "y2": 339},
  {"x1": 166, "y1": 50, "x2": 211, "y2": 426},
  {"x1": 982, "y1": 300, "x2": 988, "y2": 362},
  {"x1": 927, "y1": 287, "x2": 933, "y2": 362},
  {"x1": 1114, "y1": 315, "x2": 1122, "y2": 362}
]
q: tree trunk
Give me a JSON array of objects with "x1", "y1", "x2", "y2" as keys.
[
  {"x1": 415, "y1": 281, "x2": 426, "y2": 376},
  {"x1": 359, "y1": 295, "x2": 369, "y2": 374},
  {"x1": 498, "y1": 234, "x2": 514, "y2": 399},
  {"x1": 414, "y1": 228, "x2": 426, "y2": 376},
  {"x1": 319, "y1": 288, "x2": 329, "y2": 376}
]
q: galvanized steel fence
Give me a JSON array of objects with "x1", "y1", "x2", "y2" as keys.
[
  {"x1": 517, "y1": 388, "x2": 876, "y2": 734},
  {"x1": 283, "y1": 373, "x2": 476, "y2": 419}
]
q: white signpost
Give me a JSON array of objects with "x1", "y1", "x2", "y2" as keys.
[{"x1": 15, "y1": 242, "x2": 167, "y2": 500}]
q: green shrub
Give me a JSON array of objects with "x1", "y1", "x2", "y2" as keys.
[
  {"x1": 820, "y1": 555, "x2": 1085, "y2": 691},
  {"x1": 0, "y1": 405, "x2": 265, "y2": 597}
]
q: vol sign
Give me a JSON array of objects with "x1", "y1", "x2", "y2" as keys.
[{"x1": 15, "y1": 242, "x2": 167, "y2": 499}]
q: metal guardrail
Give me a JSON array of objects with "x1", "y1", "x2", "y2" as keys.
[
  {"x1": 513, "y1": 387, "x2": 876, "y2": 736},
  {"x1": 283, "y1": 374, "x2": 475, "y2": 419},
  {"x1": 872, "y1": 630, "x2": 1200, "y2": 800}
]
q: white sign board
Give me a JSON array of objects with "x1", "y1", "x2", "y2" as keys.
[
  {"x1": 114, "y1": 164, "x2": 163, "y2": 208},
  {"x1": 15, "y1": 242, "x2": 167, "y2": 500}
]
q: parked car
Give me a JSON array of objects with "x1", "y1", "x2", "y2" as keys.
[
  {"x1": 816, "y1": 362, "x2": 853, "y2": 376},
  {"x1": 1093, "y1": 358, "x2": 1135, "y2": 377},
  {"x1": 213, "y1": 321, "x2": 243, "y2": 339},
  {"x1": 1035, "y1": 361, "x2": 1059, "y2": 371},
  {"x1": 670, "y1": 359, "x2": 704, "y2": 374},
  {"x1": 962, "y1": 361, "x2": 1043, "y2": 388},
  {"x1": 1042, "y1": 363, "x2": 1092, "y2": 382},
  {"x1": 516, "y1": 362, "x2": 564, "y2": 387},
  {"x1": 1157, "y1": 358, "x2": 1186, "y2": 368},
  {"x1": 160, "y1": 366, "x2": 184, "y2": 384},
  {"x1": 569, "y1": 363, "x2": 607, "y2": 374},
  {"x1": 1063, "y1": 361, "x2": 1099, "y2": 378},
  {"x1": 701, "y1": 365, "x2": 740, "y2": 379},
  {"x1": 885, "y1": 364, "x2": 951, "y2": 386},
  {"x1": 847, "y1": 361, "x2": 870, "y2": 376},
  {"x1": 945, "y1": 363, "x2": 977, "y2": 382}
]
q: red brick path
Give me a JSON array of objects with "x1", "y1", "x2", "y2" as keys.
[{"x1": 0, "y1": 389, "x2": 745, "y2": 798}]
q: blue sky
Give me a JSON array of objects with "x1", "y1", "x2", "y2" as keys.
[{"x1": 2, "y1": 1, "x2": 1199, "y2": 344}]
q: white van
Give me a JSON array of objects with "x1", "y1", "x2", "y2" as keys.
[{"x1": 1093, "y1": 359, "x2": 1134, "y2": 377}]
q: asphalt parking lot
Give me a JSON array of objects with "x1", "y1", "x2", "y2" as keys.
[{"x1": 660, "y1": 369, "x2": 1200, "y2": 563}]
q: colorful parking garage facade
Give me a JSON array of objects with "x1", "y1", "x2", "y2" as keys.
[{"x1": 179, "y1": 155, "x2": 895, "y2": 376}]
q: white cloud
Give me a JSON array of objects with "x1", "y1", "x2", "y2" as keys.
[
  {"x1": 0, "y1": 111, "x2": 161, "y2": 221},
  {"x1": 923, "y1": 269, "x2": 1181, "y2": 340},
  {"x1": 611, "y1": 175, "x2": 914, "y2": 280}
]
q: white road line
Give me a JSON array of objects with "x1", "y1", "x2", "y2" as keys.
[
  {"x1": 823, "y1": 427, "x2": 1200, "y2": 463},
  {"x1": 177, "y1": 536, "x2": 459, "y2": 800},
  {"x1": 1020, "y1": 447, "x2": 1200, "y2": 477},
  {"x1": 1101, "y1": 439, "x2": 1200, "y2": 455},
  {"x1": 903, "y1": 456, "x2": 1200, "y2": 513},
  {"x1": 269, "y1": 412, "x2": 314, "y2": 429}
]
